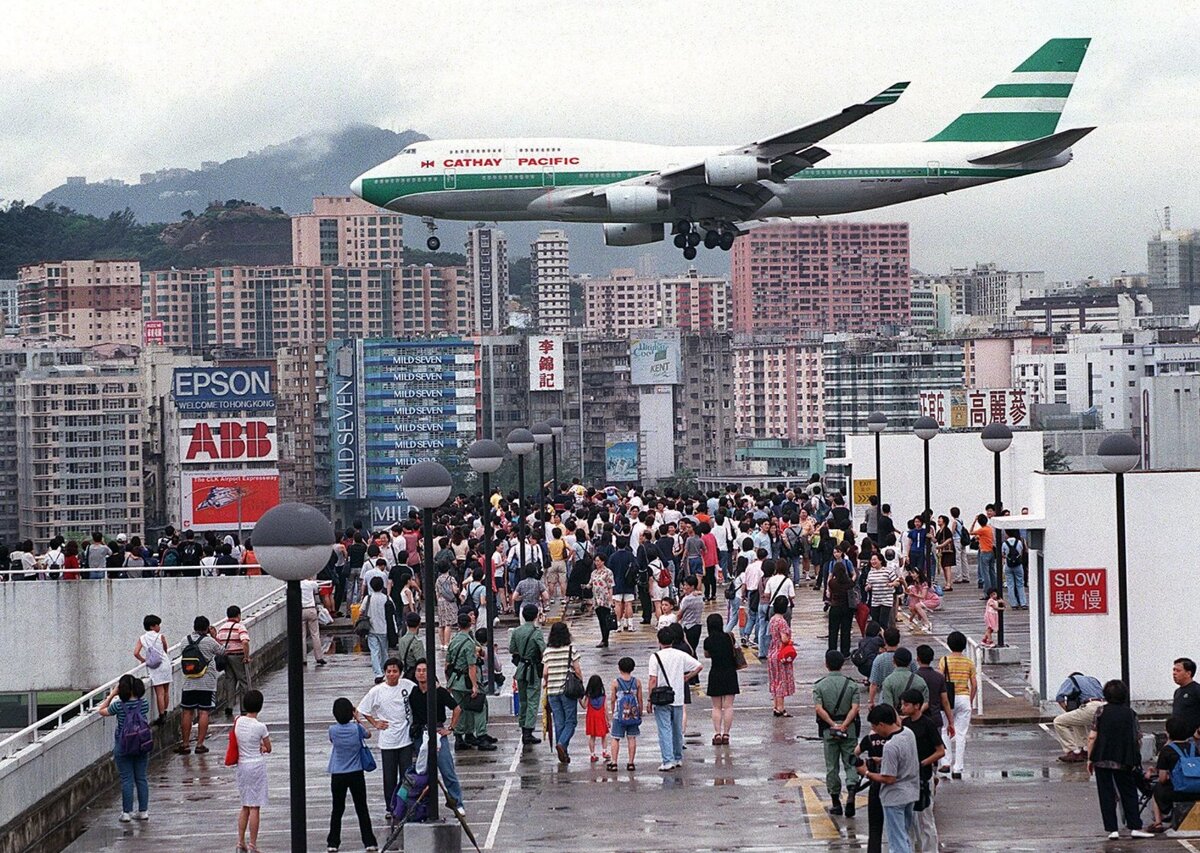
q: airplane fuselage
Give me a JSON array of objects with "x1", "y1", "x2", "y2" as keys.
[{"x1": 354, "y1": 137, "x2": 1069, "y2": 224}]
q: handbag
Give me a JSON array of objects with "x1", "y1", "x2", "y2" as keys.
[
  {"x1": 460, "y1": 692, "x2": 486, "y2": 713},
  {"x1": 214, "y1": 626, "x2": 234, "y2": 673},
  {"x1": 941, "y1": 657, "x2": 956, "y2": 706},
  {"x1": 359, "y1": 738, "x2": 377, "y2": 772},
  {"x1": 731, "y1": 634, "x2": 748, "y2": 671},
  {"x1": 649, "y1": 652, "x2": 676, "y2": 706},
  {"x1": 561, "y1": 646, "x2": 586, "y2": 700},
  {"x1": 225, "y1": 717, "x2": 240, "y2": 766},
  {"x1": 777, "y1": 640, "x2": 797, "y2": 665},
  {"x1": 355, "y1": 593, "x2": 374, "y2": 637}
]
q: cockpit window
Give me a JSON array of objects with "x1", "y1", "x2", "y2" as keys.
[{"x1": 401, "y1": 148, "x2": 417, "y2": 155}]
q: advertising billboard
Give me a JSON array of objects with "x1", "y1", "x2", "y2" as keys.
[
  {"x1": 329, "y1": 339, "x2": 366, "y2": 501},
  {"x1": 144, "y1": 320, "x2": 164, "y2": 346},
  {"x1": 630, "y1": 333, "x2": 682, "y2": 385},
  {"x1": 181, "y1": 470, "x2": 280, "y2": 532},
  {"x1": 919, "y1": 388, "x2": 1030, "y2": 429},
  {"x1": 179, "y1": 418, "x2": 278, "y2": 464},
  {"x1": 605, "y1": 433, "x2": 639, "y2": 482},
  {"x1": 528, "y1": 335, "x2": 564, "y2": 391},
  {"x1": 172, "y1": 366, "x2": 275, "y2": 412}
]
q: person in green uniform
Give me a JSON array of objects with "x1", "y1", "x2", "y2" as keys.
[
  {"x1": 508, "y1": 604, "x2": 546, "y2": 745},
  {"x1": 446, "y1": 613, "x2": 497, "y2": 751},
  {"x1": 814, "y1": 650, "x2": 862, "y2": 817}
]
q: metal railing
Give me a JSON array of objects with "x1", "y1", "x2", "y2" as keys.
[
  {"x1": 0, "y1": 563, "x2": 267, "y2": 580},
  {"x1": 0, "y1": 581, "x2": 286, "y2": 760},
  {"x1": 964, "y1": 637, "x2": 986, "y2": 715}
]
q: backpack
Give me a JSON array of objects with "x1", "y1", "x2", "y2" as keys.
[
  {"x1": 144, "y1": 636, "x2": 164, "y2": 669},
  {"x1": 1169, "y1": 742, "x2": 1200, "y2": 795},
  {"x1": 180, "y1": 633, "x2": 210, "y2": 679},
  {"x1": 781, "y1": 527, "x2": 801, "y2": 559},
  {"x1": 9, "y1": 556, "x2": 24, "y2": 577},
  {"x1": 657, "y1": 566, "x2": 672, "y2": 589},
  {"x1": 1004, "y1": 538, "x2": 1024, "y2": 568},
  {"x1": 615, "y1": 676, "x2": 642, "y2": 723},
  {"x1": 162, "y1": 547, "x2": 180, "y2": 567},
  {"x1": 390, "y1": 769, "x2": 430, "y2": 823},
  {"x1": 957, "y1": 520, "x2": 970, "y2": 548},
  {"x1": 117, "y1": 702, "x2": 154, "y2": 757},
  {"x1": 810, "y1": 496, "x2": 830, "y2": 523},
  {"x1": 178, "y1": 541, "x2": 203, "y2": 564}
]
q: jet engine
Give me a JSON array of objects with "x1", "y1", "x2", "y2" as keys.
[
  {"x1": 603, "y1": 222, "x2": 665, "y2": 247},
  {"x1": 605, "y1": 186, "x2": 671, "y2": 218},
  {"x1": 704, "y1": 155, "x2": 772, "y2": 186}
]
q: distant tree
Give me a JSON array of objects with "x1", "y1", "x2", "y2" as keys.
[
  {"x1": 508, "y1": 257, "x2": 531, "y2": 297},
  {"x1": 405, "y1": 247, "x2": 467, "y2": 267},
  {"x1": 1043, "y1": 446, "x2": 1071, "y2": 472},
  {"x1": 181, "y1": 209, "x2": 195, "y2": 220},
  {"x1": 656, "y1": 468, "x2": 698, "y2": 495}
]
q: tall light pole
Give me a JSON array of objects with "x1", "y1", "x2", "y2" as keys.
[
  {"x1": 867, "y1": 412, "x2": 887, "y2": 511},
  {"x1": 507, "y1": 429, "x2": 536, "y2": 584},
  {"x1": 547, "y1": 416, "x2": 564, "y2": 499},
  {"x1": 401, "y1": 460, "x2": 454, "y2": 823},
  {"x1": 913, "y1": 416, "x2": 939, "y2": 515},
  {"x1": 467, "y1": 439, "x2": 505, "y2": 695},
  {"x1": 531, "y1": 422, "x2": 552, "y2": 510},
  {"x1": 981, "y1": 422, "x2": 1013, "y2": 648},
  {"x1": 252, "y1": 502, "x2": 335, "y2": 853},
  {"x1": 1098, "y1": 434, "x2": 1139, "y2": 692}
]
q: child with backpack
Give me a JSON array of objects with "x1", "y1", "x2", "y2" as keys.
[
  {"x1": 98, "y1": 673, "x2": 152, "y2": 822},
  {"x1": 607, "y1": 657, "x2": 643, "y2": 772},
  {"x1": 584, "y1": 675, "x2": 610, "y2": 763},
  {"x1": 326, "y1": 697, "x2": 379, "y2": 852},
  {"x1": 134, "y1": 614, "x2": 171, "y2": 723}
]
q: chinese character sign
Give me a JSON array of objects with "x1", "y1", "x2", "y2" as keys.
[
  {"x1": 1049, "y1": 568, "x2": 1108, "y2": 615},
  {"x1": 528, "y1": 335, "x2": 564, "y2": 391},
  {"x1": 919, "y1": 388, "x2": 1029, "y2": 429}
]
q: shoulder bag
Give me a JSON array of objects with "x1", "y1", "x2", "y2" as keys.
[
  {"x1": 730, "y1": 632, "x2": 748, "y2": 671},
  {"x1": 561, "y1": 645, "x2": 586, "y2": 700},
  {"x1": 941, "y1": 657, "x2": 956, "y2": 706},
  {"x1": 649, "y1": 652, "x2": 676, "y2": 706}
]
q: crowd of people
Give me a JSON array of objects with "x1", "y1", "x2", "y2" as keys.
[{"x1": 91, "y1": 478, "x2": 1198, "y2": 850}]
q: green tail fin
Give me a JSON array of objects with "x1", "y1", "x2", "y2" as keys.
[{"x1": 928, "y1": 38, "x2": 1091, "y2": 143}]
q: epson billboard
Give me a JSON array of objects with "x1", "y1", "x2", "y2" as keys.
[{"x1": 172, "y1": 367, "x2": 275, "y2": 412}]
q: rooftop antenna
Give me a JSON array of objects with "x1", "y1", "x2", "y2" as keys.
[{"x1": 1164, "y1": 206, "x2": 1171, "y2": 230}]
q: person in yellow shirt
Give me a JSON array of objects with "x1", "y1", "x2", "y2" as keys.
[
  {"x1": 545, "y1": 528, "x2": 571, "y2": 602},
  {"x1": 939, "y1": 631, "x2": 978, "y2": 779}
]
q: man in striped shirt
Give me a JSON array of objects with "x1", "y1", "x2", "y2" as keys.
[{"x1": 214, "y1": 606, "x2": 251, "y2": 717}]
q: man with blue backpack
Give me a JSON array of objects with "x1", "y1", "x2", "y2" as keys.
[{"x1": 1149, "y1": 716, "x2": 1200, "y2": 832}]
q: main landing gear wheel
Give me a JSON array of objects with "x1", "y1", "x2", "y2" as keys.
[
  {"x1": 675, "y1": 219, "x2": 692, "y2": 236},
  {"x1": 686, "y1": 231, "x2": 701, "y2": 248},
  {"x1": 718, "y1": 231, "x2": 735, "y2": 251},
  {"x1": 683, "y1": 246, "x2": 698, "y2": 261},
  {"x1": 426, "y1": 236, "x2": 441, "y2": 251},
  {"x1": 673, "y1": 233, "x2": 688, "y2": 249},
  {"x1": 703, "y1": 230, "x2": 720, "y2": 249}
]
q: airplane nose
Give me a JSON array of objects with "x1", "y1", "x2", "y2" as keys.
[{"x1": 350, "y1": 175, "x2": 364, "y2": 198}]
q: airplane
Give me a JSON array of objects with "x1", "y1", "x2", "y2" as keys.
[{"x1": 351, "y1": 38, "x2": 1092, "y2": 261}]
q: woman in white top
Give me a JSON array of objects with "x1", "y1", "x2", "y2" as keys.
[
  {"x1": 234, "y1": 689, "x2": 271, "y2": 853},
  {"x1": 134, "y1": 614, "x2": 171, "y2": 719}
]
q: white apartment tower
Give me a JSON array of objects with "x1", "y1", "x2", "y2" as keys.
[
  {"x1": 530, "y1": 230, "x2": 571, "y2": 333},
  {"x1": 467, "y1": 226, "x2": 508, "y2": 333}
]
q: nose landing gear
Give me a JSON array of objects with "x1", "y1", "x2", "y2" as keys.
[{"x1": 421, "y1": 217, "x2": 440, "y2": 251}]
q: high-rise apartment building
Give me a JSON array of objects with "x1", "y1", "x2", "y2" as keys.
[
  {"x1": 16, "y1": 360, "x2": 143, "y2": 542},
  {"x1": 731, "y1": 222, "x2": 910, "y2": 334},
  {"x1": 1148, "y1": 228, "x2": 1200, "y2": 313},
  {"x1": 395, "y1": 265, "x2": 473, "y2": 337},
  {"x1": 275, "y1": 344, "x2": 330, "y2": 516},
  {"x1": 660, "y1": 269, "x2": 731, "y2": 332},
  {"x1": 675, "y1": 334, "x2": 737, "y2": 476},
  {"x1": 18, "y1": 260, "x2": 142, "y2": 345},
  {"x1": 583, "y1": 269, "x2": 661, "y2": 335},
  {"x1": 911, "y1": 268, "x2": 972, "y2": 317},
  {"x1": 0, "y1": 280, "x2": 19, "y2": 335},
  {"x1": 291, "y1": 196, "x2": 404, "y2": 267},
  {"x1": 732, "y1": 338, "x2": 824, "y2": 441},
  {"x1": 822, "y1": 339, "x2": 965, "y2": 457},
  {"x1": 467, "y1": 226, "x2": 508, "y2": 333},
  {"x1": 530, "y1": 230, "x2": 571, "y2": 333},
  {"x1": 971, "y1": 263, "x2": 1047, "y2": 318}
]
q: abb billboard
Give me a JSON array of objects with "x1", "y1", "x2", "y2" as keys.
[
  {"x1": 180, "y1": 418, "x2": 278, "y2": 464},
  {"x1": 181, "y1": 471, "x2": 280, "y2": 532}
]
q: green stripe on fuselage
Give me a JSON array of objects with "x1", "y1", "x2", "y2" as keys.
[{"x1": 360, "y1": 164, "x2": 1030, "y2": 206}]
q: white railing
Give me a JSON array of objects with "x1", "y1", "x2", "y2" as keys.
[
  {"x1": 0, "y1": 582, "x2": 286, "y2": 761},
  {"x1": 0, "y1": 563, "x2": 267, "y2": 580},
  {"x1": 964, "y1": 637, "x2": 986, "y2": 715}
]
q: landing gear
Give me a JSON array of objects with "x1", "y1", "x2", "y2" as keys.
[
  {"x1": 421, "y1": 216, "x2": 440, "y2": 251},
  {"x1": 673, "y1": 219, "x2": 737, "y2": 259}
]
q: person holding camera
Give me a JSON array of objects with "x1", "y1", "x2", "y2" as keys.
[
  {"x1": 858, "y1": 703, "x2": 921, "y2": 853},
  {"x1": 814, "y1": 650, "x2": 862, "y2": 817}
]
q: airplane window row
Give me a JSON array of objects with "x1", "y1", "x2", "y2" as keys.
[{"x1": 450, "y1": 149, "x2": 501, "y2": 154}]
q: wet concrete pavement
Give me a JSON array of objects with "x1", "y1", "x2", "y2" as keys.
[{"x1": 52, "y1": 582, "x2": 1188, "y2": 852}]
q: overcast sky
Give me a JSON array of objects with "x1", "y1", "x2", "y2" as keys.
[{"x1": 2, "y1": 1, "x2": 1197, "y2": 279}]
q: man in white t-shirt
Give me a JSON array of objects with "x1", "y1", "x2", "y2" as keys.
[
  {"x1": 360, "y1": 559, "x2": 390, "y2": 601},
  {"x1": 740, "y1": 553, "x2": 766, "y2": 647},
  {"x1": 298, "y1": 575, "x2": 327, "y2": 666},
  {"x1": 646, "y1": 628, "x2": 702, "y2": 771},
  {"x1": 357, "y1": 658, "x2": 417, "y2": 816}
]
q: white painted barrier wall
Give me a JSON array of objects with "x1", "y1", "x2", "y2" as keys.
[
  {"x1": 0, "y1": 576, "x2": 282, "y2": 692},
  {"x1": 845, "y1": 430, "x2": 1044, "y2": 524},
  {"x1": 1032, "y1": 470, "x2": 1200, "y2": 703}
]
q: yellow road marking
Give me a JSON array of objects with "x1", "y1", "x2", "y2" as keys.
[{"x1": 784, "y1": 774, "x2": 841, "y2": 840}]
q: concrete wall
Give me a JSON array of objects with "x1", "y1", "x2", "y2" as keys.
[
  {"x1": 1032, "y1": 470, "x2": 1200, "y2": 703},
  {"x1": 0, "y1": 576, "x2": 281, "y2": 692},
  {"x1": 845, "y1": 430, "x2": 1044, "y2": 524},
  {"x1": 0, "y1": 589, "x2": 287, "y2": 853}
]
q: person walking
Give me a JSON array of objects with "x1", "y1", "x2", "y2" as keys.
[
  {"x1": 646, "y1": 626, "x2": 703, "y2": 771},
  {"x1": 587, "y1": 553, "x2": 615, "y2": 648},
  {"x1": 434, "y1": 563, "x2": 459, "y2": 650},
  {"x1": 542, "y1": 621, "x2": 584, "y2": 764},
  {"x1": 214, "y1": 605, "x2": 252, "y2": 718},
  {"x1": 232, "y1": 690, "x2": 270, "y2": 853},
  {"x1": 177, "y1": 616, "x2": 223, "y2": 754},
  {"x1": 900, "y1": 689, "x2": 945, "y2": 852},
  {"x1": 299, "y1": 573, "x2": 328, "y2": 667},
  {"x1": 934, "y1": 515, "x2": 956, "y2": 592},
  {"x1": 98, "y1": 674, "x2": 152, "y2": 823},
  {"x1": 814, "y1": 650, "x2": 861, "y2": 817},
  {"x1": 766, "y1": 595, "x2": 796, "y2": 717},
  {"x1": 134, "y1": 614, "x2": 171, "y2": 723},
  {"x1": 678, "y1": 575, "x2": 705, "y2": 655},
  {"x1": 361, "y1": 576, "x2": 399, "y2": 684},
  {"x1": 326, "y1": 697, "x2": 379, "y2": 853},
  {"x1": 446, "y1": 613, "x2": 496, "y2": 752},
  {"x1": 827, "y1": 559, "x2": 857, "y2": 656},
  {"x1": 702, "y1": 613, "x2": 739, "y2": 744},
  {"x1": 940, "y1": 631, "x2": 978, "y2": 779},
  {"x1": 357, "y1": 658, "x2": 418, "y2": 818},
  {"x1": 607, "y1": 657, "x2": 643, "y2": 771},
  {"x1": 865, "y1": 552, "x2": 900, "y2": 630},
  {"x1": 1088, "y1": 679, "x2": 1154, "y2": 840},
  {"x1": 509, "y1": 605, "x2": 546, "y2": 745}
]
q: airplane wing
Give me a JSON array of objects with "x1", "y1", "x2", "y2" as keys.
[{"x1": 582, "y1": 81, "x2": 909, "y2": 213}]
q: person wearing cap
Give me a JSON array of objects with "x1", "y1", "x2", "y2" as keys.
[{"x1": 394, "y1": 612, "x2": 425, "y2": 680}]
